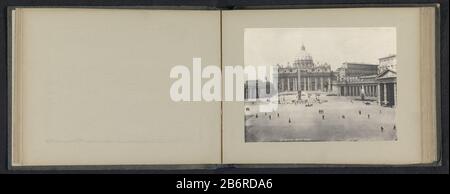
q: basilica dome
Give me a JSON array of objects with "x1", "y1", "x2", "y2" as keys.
[
  {"x1": 296, "y1": 44, "x2": 313, "y2": 61},
  {"x1": 293, "y1": 44, "x2": 314, "y2": 69}
]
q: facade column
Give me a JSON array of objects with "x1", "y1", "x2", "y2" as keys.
[
  {"x1": 256, "y1": 80, "x2": 259, "y2": 99},
  {"x1": 293, "y1": 78, "x2": 297, "y2": 91},
  {"x1": 315, "y1": 77, "x2": 318, "y2": 91},
  {"x1": 383, "y1": 83, "x2": 388, "y2": 105},
  {"x1": 328, "y1": 77, "x2": 332, "y2": 92},
  {"x1": 304, "y1": 77, "x2": 307, "y2": 91},
  {"x1": 307, "y1": 77, "x2": 311, "y2": 91},
  {"x1": 288, "y1": 78, "x2": 291, "y2": 91},
  {"x1": 304, "y1": 77, "x2": 306, "y2": 91},
  {"x1": 292, "y1": 78, "x2": 295, "y2": 91},
  {"x1": 375, "y1": 85, "x2": 377, "y2": 96},
  {"x1": 375, "y1": 85, "x2": 378, "y2": 97},
  {"x1": 281, "y1": 78, "x2": 285, "y2": 92},
  {"x1": 320, "y1": 77, "x2": 324, "y2": 92},
  {"x1": 373, "y1": 85, "x2": 375, "y2": 96},
  {"x1": 303, "y1": 77, "x2": 308, "y2": 91},
  {"x1": 394, "y1": 83, "x2": 397, "y2": 107},
  {"x1": 373, "y1": 85, "x2": 376, "y2": 96}
]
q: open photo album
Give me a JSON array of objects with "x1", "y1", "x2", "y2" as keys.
[{"x1": 8, "y1": 6, "x2": 439, "y2": 167}]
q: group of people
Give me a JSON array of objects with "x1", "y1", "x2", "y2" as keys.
[
  {"x1": 254, "y1": 112, "x2": 281, "y2": 120},
  {"x1": 339, "y1": 108, "x2": 396, "y2": 133},
  {"x1": 252, "y1": 98, "x2": 396, "y2": 133},
  {"x1": 254, "y1": 111, "x2": 295, "y2": 125}
]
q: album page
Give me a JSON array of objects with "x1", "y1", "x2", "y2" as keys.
[
  {"x1": 222, "y1": 7, "x2": 437, "y2": 164},
  {"x1": 11, "y1": 8, "x2": 222, "y2": 166}
]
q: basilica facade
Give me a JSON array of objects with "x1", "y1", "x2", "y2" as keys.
[
  {"x1": 244, "y1": 44, "x2": 397, "y2": 108},
  {"x1": 276, "y1": 45, "x2": 335, "y2": 94}
]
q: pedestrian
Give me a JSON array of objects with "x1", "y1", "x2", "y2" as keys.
[
  {"x1": 358, "y1": 110, "x2": 361, "y2": 115},
  {"x1": 381, "y1": 126, "x2": 384, "y2": 132},
  {"x1": 322, "y1": 115, "x2": 325, "y2": 120},
  {"x1": 277, "y1": 113, "x2": 280, "y2": 117},
  {"x1": 255, "y1": 114, "x2": 258, "y2": 118},
  {"x1": 269, "y1": 115, "x2": 271, "y2": 120},
  {"x1": 288, "y1": 117, "x2": 291, "y2": 123},
  {"x1": 342, "y1": 115, "x2": 345, "y2": 119},
  {"x1": 393, "y1": 125, "x2": 396, "y2": 130},
  {"x1": 368, "y1": 114, "x2": 370, "y2": 119}
]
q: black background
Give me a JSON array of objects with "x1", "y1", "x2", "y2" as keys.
[{"x1": 0, "y1": 0, "x2": 447, "y2": 180}]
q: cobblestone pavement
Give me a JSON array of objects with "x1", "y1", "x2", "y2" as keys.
[{"x1": 245, "y1": 96, "x2": 397, "y2": 142}]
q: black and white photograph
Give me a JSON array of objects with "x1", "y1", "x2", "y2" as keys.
[{"x1": 244, "y1": 28, "x2": 398, "y2": 142}]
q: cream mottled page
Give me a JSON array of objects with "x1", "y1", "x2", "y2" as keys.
[
  {"x1": 12, "y1": 8, "x2": 221, "y2": 165},
  {"x1": 222, "y1": 8, "x2": 426, "y2": 164}
]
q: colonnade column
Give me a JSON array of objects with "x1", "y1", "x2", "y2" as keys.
[
  {"x1": 303, "y1": 77, "x2": 307, "y2": 91},
  {"x1": 288, "y1": 78, "x2": 291, "y2": 91},
  {"x1": 307, "y1": 77, "x2": 310, "y2": 91},
  {"x1": 394, "y1": 83, "x2": 397, "y2": 107},
  {"x1": 328, "y1": 77, "x2": 332, "y2": 92},
  {"x1": 315, "y1": 77, "x2": 318, "y2": 91},
  {"x1": 320, "y1": 77, "x2": 324, "y2": 92},
  {"x1": 293, "y1": 78, "x2": 297, "y2": 91},
  {"x1": 383, "y1": 83, "x2": 388, "y2": 105}
]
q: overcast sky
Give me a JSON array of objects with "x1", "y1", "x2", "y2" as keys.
[{"x1": 244, "y1": 28, "x2": 396, "y2": 74}]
